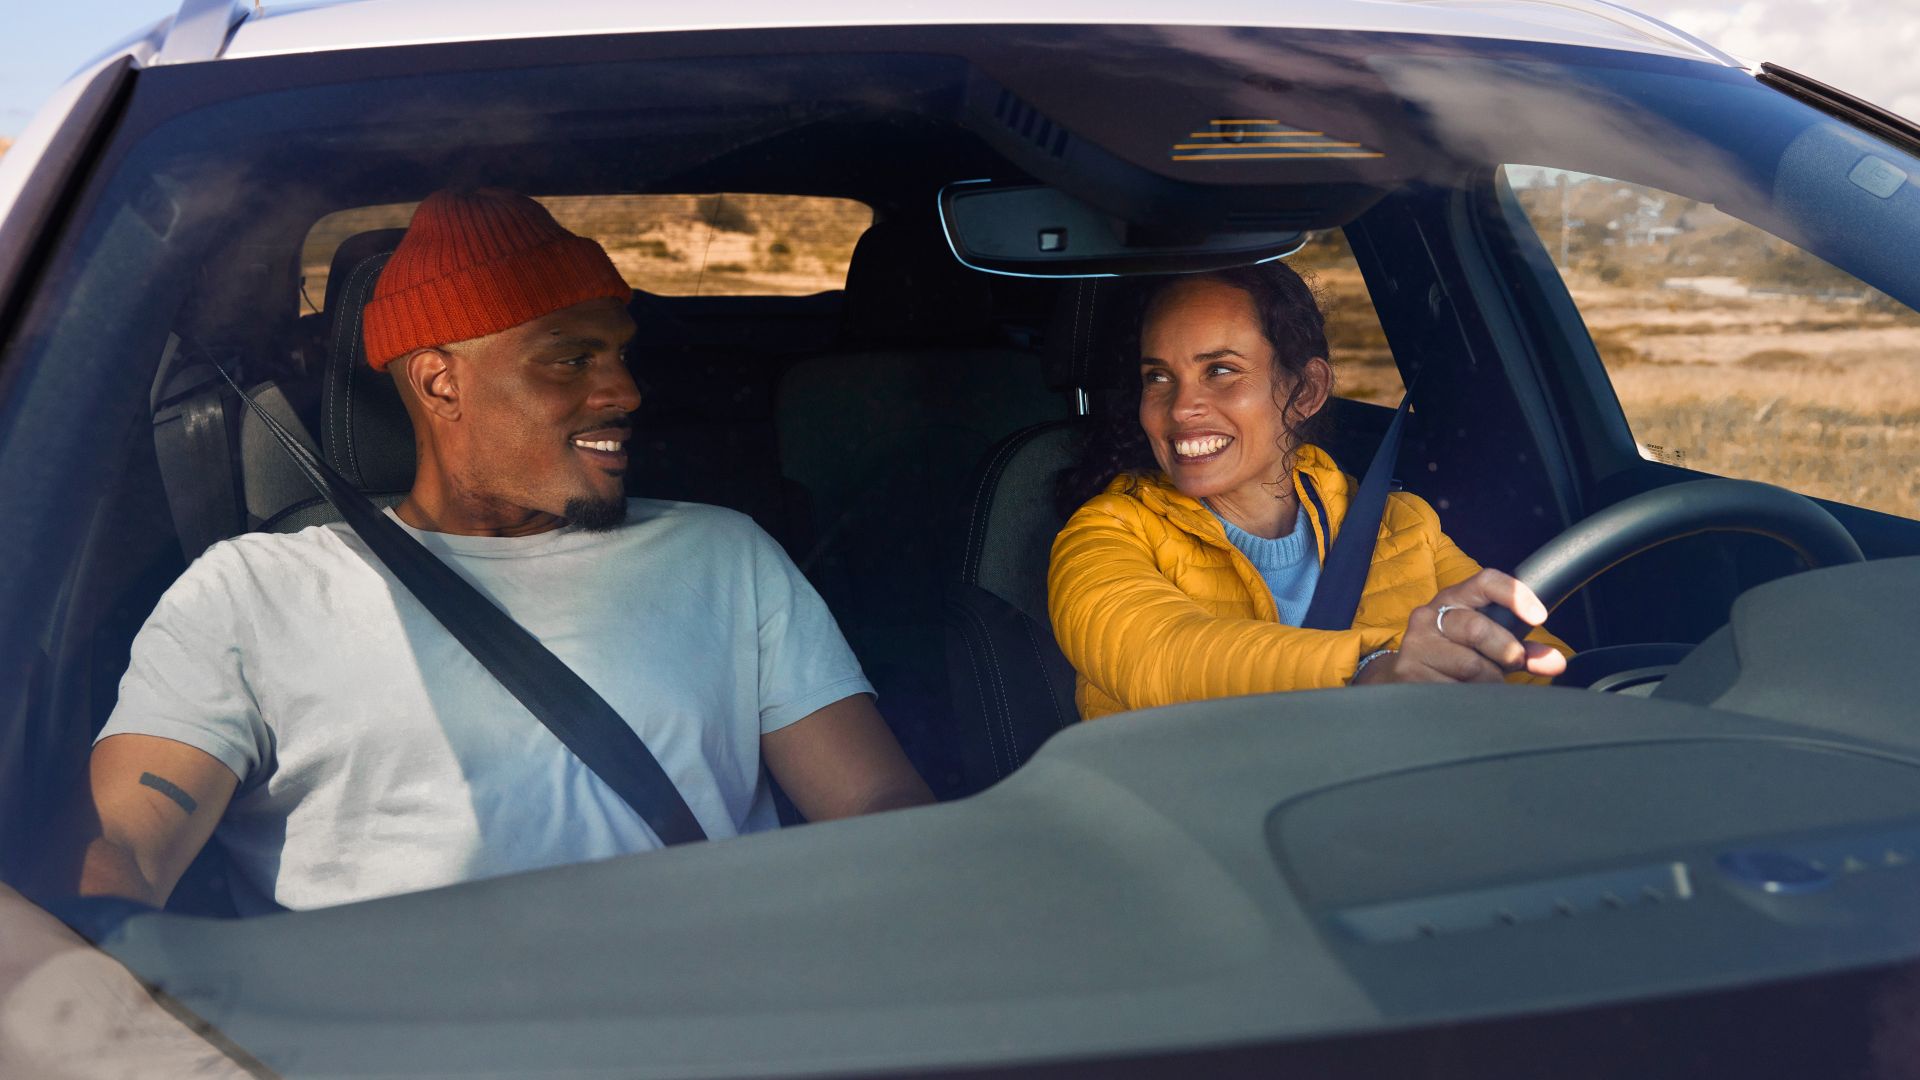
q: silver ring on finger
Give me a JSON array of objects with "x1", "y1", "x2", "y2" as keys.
[{"x1": 1436, "y1": 604, "x2": 1466, "y2": 638}]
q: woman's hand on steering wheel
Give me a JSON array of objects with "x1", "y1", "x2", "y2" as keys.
[{"x1": 1354, "y1": 569, "x2": 1567, "y2": 685}]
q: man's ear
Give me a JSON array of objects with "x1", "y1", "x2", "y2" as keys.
[
  {"x1": 395, "y1": 347, "x2": 460, "y2": 421},
  {"x1": 1291, "y1": 356, "x2": 1335, "y2": 423}
]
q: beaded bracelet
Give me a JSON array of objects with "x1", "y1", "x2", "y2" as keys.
[{"x1": 1350, "y1": 648, "x2": 1397, "y2": 684}]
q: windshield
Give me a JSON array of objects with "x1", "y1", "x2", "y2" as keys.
[{"x1": 1, "y1": 21, "x2": 1917, "y2": 1077}]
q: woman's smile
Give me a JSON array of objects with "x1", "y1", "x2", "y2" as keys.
[{"x1": 1171, "y1": 432, "x2": 1235, "y2": 462}]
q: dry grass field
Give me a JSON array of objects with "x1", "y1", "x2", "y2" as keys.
[
  {"x1": 1512, "y1": 171, "x2": 1920, "y2": 521},
  {"x1": 1577, "y1": 279, "x2": 1920, "y2": 518}
]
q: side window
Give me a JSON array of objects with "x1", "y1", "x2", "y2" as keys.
[
  {"x1": 300, "y1": 193, "x2": 873, "y2": 308},
  {"x1": 1502, "y1": 166, "x2": 1920, "y2": 519},
  {"x1": 1288, "y1": 230, "x2": 1404, "y2": 405}
]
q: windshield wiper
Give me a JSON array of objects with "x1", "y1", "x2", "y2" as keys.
[{"x1": 1757, "y1": 62, "x2": 1920, "y2": 157}]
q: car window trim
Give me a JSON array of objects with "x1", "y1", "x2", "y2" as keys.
[
  {"x1": 0, "y1": 57, "x2": 137, "y2": 347},
  {"x1": 1757, "y1": 62, "x2": 1920, "y2": 158},
  {"x1": 1467, "y1": 169, "x2": 1642, "y2": 484}
]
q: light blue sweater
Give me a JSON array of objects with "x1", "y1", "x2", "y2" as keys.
[{"x1": 1209, "y1": 504, "x2": 1322, "y2": 627}]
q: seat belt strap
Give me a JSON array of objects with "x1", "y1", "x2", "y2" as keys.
[
  {"x1": 215, "y1": 367, "x2": 707, "y2": 847},
  {"x1": 1300, "y1": 393, "x2": 1412, "y2": 632}
]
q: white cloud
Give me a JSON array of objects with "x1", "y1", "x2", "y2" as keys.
[{"x1": 1628, "y1": 0, "x2": 1920, "y2": 120}]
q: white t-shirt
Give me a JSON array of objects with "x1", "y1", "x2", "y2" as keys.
[{"x1": 98, "y1": 500, "x2": 872, "y2": 913}]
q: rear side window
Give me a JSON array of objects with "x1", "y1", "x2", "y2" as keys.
[
  {"x1": 1502, "y1": 166, "x2": 1920, "y2": 520},
  {"x1": 301, "y1": 193, "x2": 873, "y2": 308},
  {"x1": 1288, "y1": 230, "x2": 1403, "y2": 405}
]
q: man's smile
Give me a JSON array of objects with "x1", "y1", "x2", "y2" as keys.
[{"x1": 570, "y1": 425, "x2": 631, "y2": 469}]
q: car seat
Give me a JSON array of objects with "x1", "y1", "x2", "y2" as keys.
[
  {"x1": 942, "y1": 279, "x2": 1121, "y2": 796},
  {"x1": 774, "y1": 218, "x2": 1071, "y2": 796}
]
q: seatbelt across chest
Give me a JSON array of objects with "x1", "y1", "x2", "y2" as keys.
[
  {"x1": 1298, "y1": 394, "x2": 1411, "y2": 632},
  {"x1": 216, "y1": 367, "x2": 708, "y2": 847}
]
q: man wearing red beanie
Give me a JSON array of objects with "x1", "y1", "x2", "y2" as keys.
[{"x1": 71, "y1": 189, "x2": 932, "y2": 913}]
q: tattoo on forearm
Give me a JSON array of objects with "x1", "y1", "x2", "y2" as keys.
[{"x1": 139, "y1": 772, "x2": 198, "y2": 815}]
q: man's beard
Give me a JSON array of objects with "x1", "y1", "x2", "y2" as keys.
[{"x1": 564, "y1": 494, "x2": 628, "y2": 532}]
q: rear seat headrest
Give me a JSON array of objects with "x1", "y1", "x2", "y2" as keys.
[
  {"x1": 320, "y1": 229, "x2": 416, "y2": 492},
  {"x1": 321, "y1": 228, "x2": 409, "y2": 318},
  {"x1": 841, "y1": 219, "x2": 994, "y2": 345},
  {"x1": 1042, "y1": 279, "x2": 1136, "y2": 393}
]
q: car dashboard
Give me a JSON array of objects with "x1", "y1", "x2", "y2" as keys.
[{"x1": 86, "y1": 556, "x2": 1920, "y2": 1077}]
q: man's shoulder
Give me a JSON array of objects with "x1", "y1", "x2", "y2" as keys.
[
  {"x1": 146, "y1": 524, "x2": 362, "y2": 627},
  {"x1": 625, "y1": 496, "x2": 751, "y2": 528},
  {"x1": 186, "y1": 522, "x2": 360, "y2": 579},
  {"x1": 621, "y1": 498, "x2": 768, "y2": 547}
]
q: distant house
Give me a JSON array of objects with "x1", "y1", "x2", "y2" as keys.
[
  {"x1": 1612, "y1": 192, "x2": 1676, "y2": 246},
  {"x1": 1662, "y1": 276, "x2": 1751, "y2": 298}
]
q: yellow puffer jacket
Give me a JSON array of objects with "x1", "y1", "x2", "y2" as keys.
[{"x1": 1048, "y1": 444, "x2": 1565, "y2": 721}]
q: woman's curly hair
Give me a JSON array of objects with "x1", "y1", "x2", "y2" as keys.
[{"x1": 1055, "y1": 261, "x2": 1334, "y2": 516}]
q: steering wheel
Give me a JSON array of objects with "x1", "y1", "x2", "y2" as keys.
[{"x1": 1476, "y1": 479, "x2": 1865, "y2": 689}]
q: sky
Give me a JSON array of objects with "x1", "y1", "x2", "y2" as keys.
[{"x1": 1, "y1": 0, "x2": 1917, "y2": 136}]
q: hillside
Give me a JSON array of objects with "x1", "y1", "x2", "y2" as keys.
[
  {"x1": 1509, "y1": 175, "x2": 1884, "y2": 300},
  {"x1": 302, "y1": 194, "x2": 870, "y2": 304}
]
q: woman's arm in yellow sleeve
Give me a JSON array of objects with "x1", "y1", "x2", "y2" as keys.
[{"x1": 1047, "y1": 506, "x2": 1396, "y2": 714}]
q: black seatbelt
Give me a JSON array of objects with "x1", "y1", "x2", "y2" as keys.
[
  {"x1": 216, "y1": 367, "x2": 707, "y2": 847},
  {"x1": 1299, "y1": 394, "x2": 1411, "y2": 631}
]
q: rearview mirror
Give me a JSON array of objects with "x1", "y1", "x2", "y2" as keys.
[{"x1": 937, "y1": 180, "x2": 1304, "y2": 278}]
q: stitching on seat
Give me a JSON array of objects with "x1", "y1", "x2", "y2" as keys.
[
  {"x1": 967, "y1": 601, "x2": 1016, "y2": 781},
  {"x1": 959, "y1": 442, "x2": 1002, "y2": 581},
  {"x1": 965, "y1": 433, "x2": 1024, "y2": 580},
  {"x1": 976, "y1": 611, "x2": 1011, "y2": 779},
  {"x1": 323, "y1": 263, "x2": 365, "y2": 471},
  {"x1": 327, "y1": 254, "x2": 385, "y2": 487},
  {"x1": 1020, "y1": 614, "x2": 1070, "y2": 738},
  {"x1": 330, "y1": 259, "x2": 374, "y2": 469},
  {"x1": 960, "y1": 427, "x2": 1028, "y2": 582},
  {"x1": 1077, "y1": 281, "x2": 1098, "y2": 387},
  {"x1": 342, "y1": 255, "x2": 389, "y2": 487},
  {"x1": 1072, "y1": 281, "x2": 1089, "y2": 386},
  {"x1": 954, "y1": 603, "x2": 1006, "y2": 777}
]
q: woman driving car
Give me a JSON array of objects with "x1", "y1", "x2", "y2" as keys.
[{"x1": 1048, "y1": 262, "x2": 1569, "y2": 721}]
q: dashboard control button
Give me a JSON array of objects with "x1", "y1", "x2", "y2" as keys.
[{"x1": 1717, "y1": 850, "x2": 1833, "y2": 895}]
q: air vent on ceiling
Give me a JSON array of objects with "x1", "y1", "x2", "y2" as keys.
[{"x1": 992, "y1": 89, "x2": 1073, "y2": 158}]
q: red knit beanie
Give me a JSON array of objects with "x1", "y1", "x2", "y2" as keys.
[{"x1": 362, "y1": 188, "x2": 632, "y2": 371}]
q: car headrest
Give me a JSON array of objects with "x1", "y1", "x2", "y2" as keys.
[
  {"x1": 957, "y1": 419, "x2": 1081, "y2": 626},
  {"x1": 840, "y1": 219, "x2": 994, "y2": 345},
  {"x1": 321, "y1": 228, "x2": 408, "y2": 318},
  {"x1": 1042, "y1": 279, "x2": 1135, "y2": 393},
  {"x1": 320, "y1": 230, "x2": 416, "y2": 492}
]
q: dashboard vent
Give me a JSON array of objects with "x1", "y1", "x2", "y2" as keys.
[{"x1": 1333, "y1": 861, "x2": 1694, "y2": 944}]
